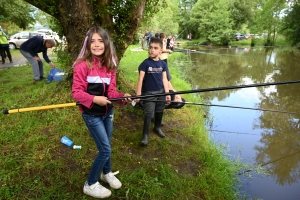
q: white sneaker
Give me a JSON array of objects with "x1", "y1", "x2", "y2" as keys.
[
  {"x1": 83, "y1": 181, "x2": 111, "y2": 198},
  {"x1": 100, "y1": 171, "x2": 122, "y2": 189}
]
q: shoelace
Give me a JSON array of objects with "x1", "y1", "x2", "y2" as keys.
[
  {"x1": 106, "y1": 171, "x2": 119, "y2": 179},
  {"x1": 109, "y1": 171, "x2": 119, "y2": 176}
]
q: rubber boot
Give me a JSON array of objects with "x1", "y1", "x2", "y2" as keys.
[
  {"x1": 151, "y1": 116, "x2": 165, "y2": 126},
  {"x1": 141, "y1": 117, "x2": 151, "y2": 146},
  {"x1": 153, "y1": 112, "x2": 165, "y2": 138}
]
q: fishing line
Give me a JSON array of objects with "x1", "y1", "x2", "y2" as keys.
[
  {"x1": 176, "y1": 48, "x2": 258, "y2": 58},
  {"x1": 138, "y1": 100, "x2": 300, "y2": 115},
  {"x1": 209, "y1": 129, "x2": 258, "y2": 136},
  {"x1": 239, "y1": 149, "x2": 300, "y2": 175}
]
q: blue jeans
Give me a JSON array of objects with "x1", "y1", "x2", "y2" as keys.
[{"x1": 82, "y1": 109, "x2": 114, "y2": 185}]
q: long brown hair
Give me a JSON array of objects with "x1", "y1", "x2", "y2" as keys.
[{"x1": 75, "y1": 26, "x2": 118, "y2": 71}]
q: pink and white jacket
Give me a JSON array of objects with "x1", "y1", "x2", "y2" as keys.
[{"x1": 72, "y1": 57, "x2": 124, "y2": 116}]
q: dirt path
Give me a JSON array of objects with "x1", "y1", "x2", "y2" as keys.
[
  {"x1": 0, "y1": 51, "x2": 28, "y2": 69},
  {"x1": 0, "y1": 49, "x2": 57, "y2": 70}
]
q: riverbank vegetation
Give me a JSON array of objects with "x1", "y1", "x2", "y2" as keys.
[{"x1": 0, "y1": 48, "x2": 246, "y2": 199}]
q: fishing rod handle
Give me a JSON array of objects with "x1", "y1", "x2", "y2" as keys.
[{"x1": 108, "y1": 92, "x2": 173, "y2": 101}]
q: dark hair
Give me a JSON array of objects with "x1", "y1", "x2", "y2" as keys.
[
  {"x1": 159, "y1": 32, "x2": 166, "y2": 40},
  {"x1": 149, "y1": 37, "x2": 163, "y2": 48},
  {"x1": 76, "y1": 26, "x2": 118, "y2": 71}
]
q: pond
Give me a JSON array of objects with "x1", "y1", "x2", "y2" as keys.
[{"x1": 174, "y1": 45, "x2": 300, "y2": 200}]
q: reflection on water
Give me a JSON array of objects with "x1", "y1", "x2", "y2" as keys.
[{"x1": 173, "y1": 46, "x2": 300, "y2": 199}]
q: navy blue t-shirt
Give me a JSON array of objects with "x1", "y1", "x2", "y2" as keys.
[{"x1": 139, "y1": 57, "x2": 168, "y2": 92}]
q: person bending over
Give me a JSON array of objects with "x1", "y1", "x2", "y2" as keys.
[{"x1": 20, "y1": 36, "x2": 56, "y2": 83}]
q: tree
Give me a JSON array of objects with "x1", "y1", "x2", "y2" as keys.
[
  {"x1": 252, "y1": 0, "x2": 286, "y2": 46},
  {"x1": 177, "y1": 0, "x2": 198, "y2": 39},
  {"x1": 281, "y1": 3, "x2": 300, "y2": 48},
  {"x1": 138, "y1": 0, "x2": 179, "y2": 36},
  {"x1": 188, "y1": 0, "x2": 254, "y2": 44},
  {"x1": 191, "y1": 0, "x2": 234, "y2": 45},
  {"x1": 0, "y1": 0, "x2": 36, "y2": 32},
  {"x1": 228, "y1": 0, "x2": 256, "y2": 30},
  {"x1": 23, "y1": 0, "x2": 160, "y2": 61}
]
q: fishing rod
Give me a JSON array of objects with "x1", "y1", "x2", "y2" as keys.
[
  {"x1": 109, "y1": 80, "x2": 300, "y2": 101},
  {"x1": 139, "y1": 100, "x2": 300, "y2": 115},
  {"x1": 3, "y1": 80, "x2": 300, "y2": 114},
  {"x1": 176, "y1": 25, "x2": 190, "y2": 39},
  {"x1": 3, "y1": 103, "x2": 78, "y2": 114}
]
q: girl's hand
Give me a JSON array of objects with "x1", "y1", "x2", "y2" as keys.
[
  {"x1": 122, "y1": 93, "x2": 132, "y2": 103},
  {"x1": 93, "y1": 96, "x2": 111, "y2": 106}
]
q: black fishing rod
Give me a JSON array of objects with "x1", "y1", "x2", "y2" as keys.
[
  {"x1": 109, "y1": 80, "x2": 300, "y2": 101},
  {"x1": 139, "y1": 100, "x2": 300, "y2": 115},
  {"x1": 3, "y1": 80, "x2": 300, "y2": 114}
]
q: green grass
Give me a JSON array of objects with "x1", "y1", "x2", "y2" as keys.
[
  {"x1": 177, "y1": 35, "x2": 293, "y2": 49},
  {"x1": 0, "y1": 47, "x2": 241, "y2": 199}
]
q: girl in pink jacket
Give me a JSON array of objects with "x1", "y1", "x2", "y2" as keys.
[{"x1": 72, "y1": 26, "x2": 131, "y2": 199}]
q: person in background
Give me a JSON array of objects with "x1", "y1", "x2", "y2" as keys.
[
  {"x1": 187, "y1": 33, "x2": 192, "y2": 41},
  {"x1": 134, "y1": 37, "x2": 171, "y2": 146},
  {"x1": 166, "y1": 35, "x2": 172, "y2": 49},
  {"x1": 159, "y1": 33, "x2": 173, "y2": 64},
  {"x1": 155, "y1": 31, "x2": 160, "y2": 38},
  {"x1": 20, "y1": 36, "x2": 56, "y2": 83},
  {"x1": 146, "y1": 30, "x2": 153, "y2": 46},
  {"x1": 144, "y1": 30, "x2": 149, "y2": 47},
  {"x1": 0, "y1": 28, "x2": 13, "y2": 64},
  {"x1": 169, "y1": 37, "x2": 177, "y2": 51},
  {"x1": 139, "y1": 32, "x2": 145, "y2": 50},
  {"x1": 72, "y1": 26, "x2": 131, "y2": 199}
]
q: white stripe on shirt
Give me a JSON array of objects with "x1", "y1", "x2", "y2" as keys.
[{"x1": 87, "y1": 76, "x2": 111, "y2": 84}]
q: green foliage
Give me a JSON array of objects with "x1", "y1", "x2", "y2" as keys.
[
  {"x1": 0, "y1": 0, "x2": 36, "y2": 30},
  {"x1": 139, "y1": 0, "x2": 178, "y2": 35},
  {"x1": 251, "y1": 0, "x2": 286, "y2": 46},
  {"x1": 191, "y1": 0, "x2": 234, "y2": 45},
  {"x1": 228, "y1": 0, "x2": 256, "y2": 30},
  {"x1": 281, "y1": 4, "x2": 300, "y2": 48},
  {"x1": 52, "y1": 45, "x2": 72, "y2": 75},
  {"x1": 176, "y1": 0, "x2": 196, "y2": 38}
]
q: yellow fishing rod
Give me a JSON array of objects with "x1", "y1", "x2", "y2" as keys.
[{"x1": 3, "y1": 103, "x2": 78, "y2": 114}]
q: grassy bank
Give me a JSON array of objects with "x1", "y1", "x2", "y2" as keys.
[
  {"x1": 0, "y1": 47, "x2": 239, "y2": 199},
  {"x1": 183, "y1": 35, "x2": 292, "y2": 48}
]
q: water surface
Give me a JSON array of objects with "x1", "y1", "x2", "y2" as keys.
[{"x1": 176, "y1": 46, "x2": 300, "y2": 200}]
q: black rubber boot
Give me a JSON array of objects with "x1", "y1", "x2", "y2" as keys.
[
  {"x1": 151, "y1": 116, "x2": 165, "y2": 126},
  {"x1": 153, "y1": 112, "x2": 165, "y2": 138},
  {"x1": 141, "y1": 117, "x2": 151, "y2": 146}
]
